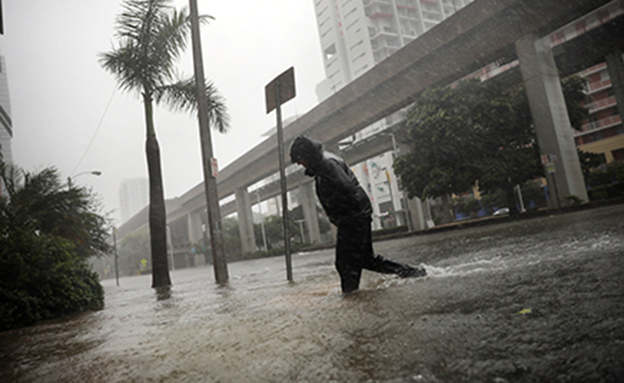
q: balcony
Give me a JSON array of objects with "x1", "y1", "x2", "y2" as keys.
[
  {"x1": 577, "y1": 114, "x2": 622, "y2": 135},
  {"x1": 369, "y1": 26, "x2": 400, "y2": 41},
  {"x1": 585, "y1": 95, "x2": 617, "y2": 113},
  {"x1": 580, "y1": 62, "x2": 607, "y2": 77},
  {"x1": 369, "y1": 11, "x2": 394, "y2": 19},
  {"x1": 586, "y1": 79, "x2": 612, "y2": 95},
  {"x1": 371, "y1": 39, "x2": 402, "y2": 54}
]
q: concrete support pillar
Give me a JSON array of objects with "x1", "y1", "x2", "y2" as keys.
[
  {"x1": 235, "y1": 187, "x2": 256, "y2": 253},
  {"x1": 605, "y1": 50, "x2": 624, "y2": 118},
  {"x1": 516, "y1": 33, "x2": 588, "y2": 206},
  {"x1": 406, "y1": 197, "x2": 426, "y2": 232},
  {"x1": 298, "y1": 182, "x2": 322, "y2": 244},
  {"x1": 187, "y1": 211, "x2": 203, "y2": 244}
]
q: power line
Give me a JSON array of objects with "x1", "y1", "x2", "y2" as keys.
[{"x1": 71, "y1": 86, "x2": 116, "y2": 175}]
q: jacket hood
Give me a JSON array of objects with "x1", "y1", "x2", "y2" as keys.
[{"x1": 290, "y1": 135, "x2": 323, "y2": 165}]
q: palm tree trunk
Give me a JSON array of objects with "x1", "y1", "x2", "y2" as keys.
[{"x1": 144, "y1": 94, "x2": 171, "y2": 288}]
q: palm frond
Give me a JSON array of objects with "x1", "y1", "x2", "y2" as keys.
[{"x1": 154, "y1": 77, "x2": 230, "y2": 133}]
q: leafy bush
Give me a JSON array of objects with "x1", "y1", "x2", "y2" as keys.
[
  {"x1": 372, "y1": 225, "x2": 408, "y2": 238},
  {"x1": 0, "y1": 231, "x2": 103, "y2": 331},
  {"x1": 0, "y1": 162, "x2": 106, "y2": 331}
]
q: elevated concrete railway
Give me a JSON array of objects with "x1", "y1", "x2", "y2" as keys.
[{"x1": 118, "y1": 0, "x2": 624, "y2": 265}]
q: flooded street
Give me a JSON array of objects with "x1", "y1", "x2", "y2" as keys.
[{"x1": 1, "y1": 205, "x2": 623, "y2": 382}]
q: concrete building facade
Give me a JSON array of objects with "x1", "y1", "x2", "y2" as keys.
[
  {"x1": 119, "y1": 178, "x2": 148, "y2": 224},
  {"x1": 575, "y1": 60, "x2": 624, "y2": 163},
  {"x1": 0, "y1": 55, "x2": 12, "y2": 196},
  {"x1": 313, "y1": 0, "x2": 474, "y2": 102},
  {"x1": 312, "y1": 0, "x2": 472, "y2": 229}
]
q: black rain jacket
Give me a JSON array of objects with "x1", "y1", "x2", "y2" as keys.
[{"x1": 290, "y1": 135, "x2": 372, "y2": 225}]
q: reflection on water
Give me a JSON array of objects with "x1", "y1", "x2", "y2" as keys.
[{"x1": 1, "y1": 205, "x2": 623, "y2": 382}]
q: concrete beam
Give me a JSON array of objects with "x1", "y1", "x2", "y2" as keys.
[{"x1": 213, "y1": 0, "x2": 611, "y2": 199}]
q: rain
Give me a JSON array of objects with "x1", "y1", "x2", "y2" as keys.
[{"x1": 1, "y1": 0, "x2": 623, "y2": 382}]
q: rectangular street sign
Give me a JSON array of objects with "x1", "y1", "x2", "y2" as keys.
[
  {"x1": 265, "y1": 67, "x2": 296, "y2": 114},
  {"x1": 210, "y1": 157, "x2": 218, "y2": 178}
]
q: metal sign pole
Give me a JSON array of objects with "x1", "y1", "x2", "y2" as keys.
[
  {"x1": 275, "y1": 81, "x2": 293, "y2": 282},
  {"x1": 265, "y1": 67, "x2": 295, "y2": 282},
  {"x1": 112, "y1": 227, "x2": 119, "y2": 286}
]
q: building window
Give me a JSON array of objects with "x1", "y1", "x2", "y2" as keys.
[{"x1": 324, "y1": 44, "x2": 337, "y2": 60}]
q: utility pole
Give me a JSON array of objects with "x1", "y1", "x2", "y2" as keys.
[
  {"x1": 112, "y1": 227, "x2": 119, "y2": 286},
  {"x1": 189, "y1": 0, "x2": 228, "y2": 285},
  {"x1": 255, "y1": 192, "x2": 268, "y2": 252}
]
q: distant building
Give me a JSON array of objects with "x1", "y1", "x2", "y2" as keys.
[
  {"x1": 574, "y1": 61, "x2": 624, "y2": 163},
  {"x1": 0, "y1": 55, "x2": 13, "y2": 196},
  {"x1": 313, "y1": 0, "x2": 473, "y2": 102},
  {"x1": 548, "y1": 2, "x2": 624, "y2": 163},
  {"x1": 119, "y1": 178, "x2": 148, "y2": 223},
  {"x1": 312, "y1": 0, "x2": 473, "y2": 229}
]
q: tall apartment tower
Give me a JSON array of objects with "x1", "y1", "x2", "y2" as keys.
[
  {"x1": 119, "y1": 178, "x2": 148, "y2": 223},
  {"x1": 311, "y1": 0, "x2": 472, "y2": 229},
  {"x1": 0, "y1": 55, "x2": 12, "y2": 197},
  {"x1": 313, "y1": 0, "x2": 473, "y2": 102},
  {"x1": 0, "y1": 55, "x2": 12, "y2": 165}
]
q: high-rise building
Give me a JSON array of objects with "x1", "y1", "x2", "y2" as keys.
[
  {"x1": 312, "y1": 0, "x2": 472, "y2": 229},
  {"x1": 119, "y1": 178, "x2": 148, "y2": 224},
  {"x1": 0, "y1": 55, "x2": 12, "y2": 197},
  {"x1": 575, "y1": 61, "x2": 624, "y2": 163},
  {"x1": 548, "y1": 1, "x2": 624, "y2": 164},
  {"x1": 0, "y1": 55, "x2": 12, "y2": 165},
  {"x1": 313, "y1": 0, "x2": 473, "y2": 102}
]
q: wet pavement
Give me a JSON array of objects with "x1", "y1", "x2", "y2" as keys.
[{"x1": 1, "y1": 205, "x2": 623, "y2": 382}]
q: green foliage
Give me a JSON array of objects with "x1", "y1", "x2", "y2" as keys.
[
  {"x1": 395, "y1": 76, "x2": 588, "y2": 209},
  {"x1": 578, "y1": 149, "x2": 606, "y2": 182},
  {"x1": 586, "y1": 161, "x2": 624, "y2": 200},
  {"x1": 479, "y1": 189, "x2": 507, "y2": 214},
  {"x1": 586, "y1": 161, "x2": 624, "y2": 188},
  {"x1": 118, "y1": 228, "x2": 151, "y2": 276},
  {"x1": 561, "y1": 75, "x2": 590, "y2": 130},
  {"x1": 371, "y1": 225, "x2": 408, "y2": 239},
  {"x1": 0, "y1": 163, "x2": 106, "y2": 331},
  {"x1": 565, "y1": 195, "x2": 584, "y2": 206},
  {"x1": 222, "y1": 217, "x2": 242, "y2": 256},
  {"x1": 452, "y1": 195, "x2": 482, "y2": 217}
]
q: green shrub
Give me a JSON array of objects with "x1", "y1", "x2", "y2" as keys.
[
  {"x1": 588, "y1": 183, "x2": 624, "y2": 201},
  {"x1": 0, "y1": 231, "x2": 104, "y2": 331},
  {"x1": 565, "y1": 195, "x2": 583, "y2": 206},
  {"x1": 0, "y1": 163, "x2": 106, "y2": 332},
  {"x1": 372, "y1": 225, "x2": 408, "y2": 238}
]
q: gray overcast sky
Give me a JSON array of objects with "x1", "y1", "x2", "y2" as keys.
[{"x1": 0, "y1": 0, "x2": 325, "y2": 224}]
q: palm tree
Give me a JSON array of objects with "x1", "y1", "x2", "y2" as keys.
[{"x1": 100, "y1": 0, "x2": 229, "y2": 287}]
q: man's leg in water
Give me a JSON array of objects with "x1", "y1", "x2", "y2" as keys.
[
  {"x1": 335, "y1": 220, "x2": 365, "y2": 293},
  {"x1": 360, "y1": 219, "x2": 426, "y2": 277}
]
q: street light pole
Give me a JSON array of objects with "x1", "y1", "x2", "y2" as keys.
[
  {"x1": 255, "y1": 191, "x2": 268, "y2": 252},
  {"x1": 189, "y1": 0, "x2": 228, "y2": 285},
  {"x1": 68, "y1": 170, "x2": 102, "y2": 187},
  {"x1": 166, "y1": 225, "x2": 175, "y2": 271},
  {"x1": 112, "y1": 227, "x2": 119, "y2": 286},
  {"x1": 295, "y1": 219, "x2": 306, "y2": 244}
]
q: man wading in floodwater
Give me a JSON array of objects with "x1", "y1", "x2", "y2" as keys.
[{"x1": 290, "y1": 135, "x2": 426, "y2": 294}]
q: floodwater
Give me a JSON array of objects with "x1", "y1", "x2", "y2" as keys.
[{"x1": 1, "y1": 205, "x2": 623, "y2": 383}]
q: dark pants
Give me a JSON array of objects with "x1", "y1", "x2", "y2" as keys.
[{"x1": 335, "y1": 217, "x2": 411, "y2": 293}]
